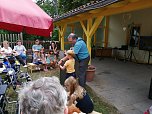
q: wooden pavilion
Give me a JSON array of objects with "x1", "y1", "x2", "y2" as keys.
[{"x1": 54, "y1": 0, "x2": 152, "y2": 63}]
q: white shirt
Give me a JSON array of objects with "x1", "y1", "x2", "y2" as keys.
[
  {"x1": 14, "y1": 45, "x2": 26, "y2": 55},
  {"x1": 1, "y1": 47, "x2": 13, "y2": 57}
]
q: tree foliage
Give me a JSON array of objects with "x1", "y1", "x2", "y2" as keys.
[
  {"x1": 36, "y1": 0, "x2": 58, "y2": 16},
  {"x1": 0, "y1": 0, "x2": 92, "y2": 41},
  {"x1": 58, "y1": 0, "x2": 94, "y2": 13}
]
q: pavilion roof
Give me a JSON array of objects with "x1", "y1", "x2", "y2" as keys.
[{"x1": 54, "y1": 0, "x2": 121, "y2": 22}]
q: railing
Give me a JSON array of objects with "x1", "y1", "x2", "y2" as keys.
[
  {"x1": 0, "y1": 33, "x2": 23, "y2": 48},
  {"x1": 0, "y1": 33, "x2": 59, "y2": 50}
]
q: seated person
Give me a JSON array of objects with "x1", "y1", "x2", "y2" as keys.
[
  {"x1": 64, "y1": 77, "x2": 94, "y2": 114},
  {"x1": 0, "y1": 58, "x2": 5, "y2": 73},
  {"x1": 0, "y1": 41, "x2": 27, "y2": 67},
  {"x1": 49, "y1": 41, "x2": 57, "y2": 53},
  {"x1": 50, "y1": 41, "x2": 59, "y2": 59},
  {"x1": 33, "y1": 50, "x2": 42, "y2": 70},
  {"x1": 13, "y1": 40, "x2": 27, "y2": 63},
  {"x1": 32, "y1": 39, "x2": 44, "y2": 52},
  {"x1": 19, "y1": 76, "x2": 68, "y2": 114},
  {"x1": 40, "y1": 49, "x2": 48, "y2": 72},
  {"x1": 46, "y1": 50, "x2": 57, "y2": 69}
]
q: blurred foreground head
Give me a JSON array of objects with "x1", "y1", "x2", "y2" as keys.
[{"x1": 19, "y1": 76, "x2": 67, "y2": 114}]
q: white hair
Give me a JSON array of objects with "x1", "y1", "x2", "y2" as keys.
[{"x1": 19, "y1": 76, "x2": 67, "y2": 114}]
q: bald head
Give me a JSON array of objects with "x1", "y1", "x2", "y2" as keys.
[
  {"x1": 68, "y1": 33, "x2": 78, "y2": 39},
  {"x1": 68, "y1": 33, "x2": 78, "y2": 44}
]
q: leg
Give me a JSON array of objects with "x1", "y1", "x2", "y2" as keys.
[
  {"x1": 78, "y1": 56, "x2": 90, "y2": 87},
  {"x1": 20, "y1": 53, "x2": 27, "y2": 64},
  {"x1": 75, "y1": 61, "x2": 80, "y2": 79},
  {"x1": 15, "y1": 55, "x2": 25, "y2": 66}
]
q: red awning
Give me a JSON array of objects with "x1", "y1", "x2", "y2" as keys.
[{"x1": 0, "y1": 0, "x2": 53, "y2": 37}]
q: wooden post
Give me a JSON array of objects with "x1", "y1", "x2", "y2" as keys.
[
  {"x1": 58, "y1": 24, "x2": 67, "y2": 50},
  {"x1": 80, "y1": 16, "x2": 104, "y2": 64},
  {"x1": 94, "y1": 32, "x2": 96, "y2": 45},
  {"x1": 104, "y1": 16, "x2": 109, "y2": 48}
]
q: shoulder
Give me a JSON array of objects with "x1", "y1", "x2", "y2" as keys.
[
  {"x1": 70, "y1": 59, "x2": 75, "y2": 63},
  {"x1": 1, "y1": 47, "x2": 5, "y2": 50},
  {"x1": 8, "y1": 47, "x2": 12, "y2": 50},
  {"x1": 75, "y1": 38, "x2": 83, "y2": 46},
  {"x1": 65, "y1": 60, "x2": 70, "y2": 64},
  {"x1": 32, "y1": 44, "x2": 36, "y2": 46}
]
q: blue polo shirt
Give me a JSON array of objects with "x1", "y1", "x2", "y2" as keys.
[{"x1": 74, "y1": 37, "x2": 89, "y2": 60}]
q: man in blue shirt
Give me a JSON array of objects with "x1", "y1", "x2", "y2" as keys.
[{"x1": 59, "y1": 33, "x2": 90, "y2": 87}]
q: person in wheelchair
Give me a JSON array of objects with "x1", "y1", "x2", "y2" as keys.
[{"x1": 0, "y1": 41, "x2": 27, "y2": 68}]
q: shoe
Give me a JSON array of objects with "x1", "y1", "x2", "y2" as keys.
[
  {"x1": 27, "y1": 77, "x2": 32, "y2": 81},
  {"x1": 23, "y1": 65, "x2": 27, "y2": 68},
  {"x1": 38, "y1": 67, "x2": 41, "y2": 70},
  {"x1": 35, "y1": 67, "x2": 38, "y2": 70}
]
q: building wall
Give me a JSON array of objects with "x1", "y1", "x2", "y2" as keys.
[
  {"x1": 64, "y1": 20, "x2": 105, "y2": 49},
  {"x1": 64, "y1": 26, "x2": 72, "y2": 50},
  {"x1": 74, "y1": 22, "x2": 83, "y2": 37},
  {"x1": 108, "y1": 8, "x2": 152, "y2": 63},
  {"x1": 109, "y1": 14, "x2": 127, "y2": 48}
]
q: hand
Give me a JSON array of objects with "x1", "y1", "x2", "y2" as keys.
[
  {"x1": 58, "y1": 60, "x2": 62, "y2": 65},
  {"x1": 38, "y1": 59, "x2": 41, "y2": 61},
  {"x1": 13, "y1": 51, "x2": 16, "y2": 53}
]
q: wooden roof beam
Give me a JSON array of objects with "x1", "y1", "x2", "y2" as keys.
[{"x1": 91, "y1": 0, "x2": 152, "y2": 17}]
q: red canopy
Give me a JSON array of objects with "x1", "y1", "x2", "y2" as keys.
[{"x1": 0, "y1": 0, "x2": 53, "y2": 37}]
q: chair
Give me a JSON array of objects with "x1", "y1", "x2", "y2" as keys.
[
  {"x1": 26, "y1": 49, "x2": 33, "y2": 63},
  {"x1": 27, "y1": 63, "x2": 37, "y2": 73}
]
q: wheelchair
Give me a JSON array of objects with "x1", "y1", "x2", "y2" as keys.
[
  {"x1": 0, "y1": 55, "x2": 31, "y2": 90},
  {"x1": 0, "y1": 83, "x2": 21, "y2": 114},
  {"x1": 0, "y1": 56, "x2": 31, "y2": 114}
]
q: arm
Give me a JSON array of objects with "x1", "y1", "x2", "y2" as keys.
[
  {"x1": 60, "y1": 65, "x2": 65, "y2": 70},
  {"x1": 54, "y1": 46, "x2": 57, "y2": 52},
  {"x1": 41, "y1": 45, "x2": 44, "y2": 51},
  {"x1": 68, "y1": 94, "x2": 77, "y2": 106},
  {"x1": 13, "y1": 46, "x2": 17, "y2": 51},
  {"x1": 23, "y1": 45, "x2": 27, "y2": 54},
  {"x1": 32, "y1": 45, "x2": 35, "y2": 52},
  {"x1": 58, "y1": 55, "x2": 68, "y2": 65},
  {"x1": 13, "y1": 46, "x2": 17, "y2": 54},
  {"x1": 60, "y1": 59, "x2": 68, "y2": 70}
]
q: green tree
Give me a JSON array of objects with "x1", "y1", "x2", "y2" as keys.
[
  {"x1": 51, "y1": 28, "x2": 59, "y2": 41},
  {"x1": 58, "y1": 0, "x2": 94, "y2": 13},
  {"x1": 36, "y1": 0, "x2": 58, "y2": 16}
]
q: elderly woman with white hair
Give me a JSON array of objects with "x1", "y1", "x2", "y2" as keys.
[{"x1": 19, "y1": 76, "x2": 68, "y2": 114}]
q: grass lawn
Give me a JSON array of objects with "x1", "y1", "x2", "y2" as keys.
[{"x1": 5, "y1": 67, "x2": 120, "y2": 114}]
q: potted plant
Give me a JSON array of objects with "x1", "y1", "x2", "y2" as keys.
[{"x1": 86, "y1": 65, "x2": 96, "y2": 82}]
